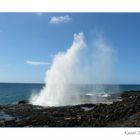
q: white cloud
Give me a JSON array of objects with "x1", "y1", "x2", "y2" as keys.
[
  {"x1": 49, "y1": 15, "x2": 71, "y2": 24},
  {"x1": 26, "y1": 60, "x2": 50, "y2": 66}
]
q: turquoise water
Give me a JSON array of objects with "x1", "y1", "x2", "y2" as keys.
[
  {"x1": 0, "y1": 83, "x2": 140, "y2": 105},
  {"x1": 0, "y1": 83, "x2": 43, "y2": 105}
]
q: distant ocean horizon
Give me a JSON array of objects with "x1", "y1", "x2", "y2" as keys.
[{"x1": 0, "y1": 83, "x2": 140, "y2": 105}]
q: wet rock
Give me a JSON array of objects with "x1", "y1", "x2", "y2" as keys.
[
  {"x1": 0, "y1": 91, "x2": 140, "y2": 127},
  {"x1": 0, "y1": 120, "x2": 5, "y2": 127},
  {"x1": 129, "y1": 112, "x2": 140, "y2": 120},
  {"x1": 81, "y1": 104, "x2": 95, "y2": 108},
  {"x1": 18, "y1": 100, "x2": 28, "y2": 104},
  {"x1": 0, "y1": 111, "x2": 15, "y2": 121},
  {"x1": 4, "y1": 119, "x2": 16, "y2": 127}
]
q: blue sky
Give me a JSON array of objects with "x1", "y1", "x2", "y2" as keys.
[{"x1": 0, "y1": 13, "x2": 140, "y2": 84}]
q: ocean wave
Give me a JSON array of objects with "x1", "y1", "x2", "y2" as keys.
[{"x1": 84, "y1": 92, "x2": 111, "y2": 98}]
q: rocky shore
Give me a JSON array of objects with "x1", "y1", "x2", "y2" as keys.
[{"x1": 0, "y1": 91, "x2": 140, "y2": 127}]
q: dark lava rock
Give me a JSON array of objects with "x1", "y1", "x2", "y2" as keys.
[
  {"x1": 80, "y1": 104, "x2": 95, "y2": 108},
  {"x1": 121, "y1": 90, "x2": 140, "y2": 99},
  {"x1": 18, "y1": 100, "x2": 28, "y2": 104},
  {"x1": 0, "y1": 90, "x2": 140, "y2": 127}
]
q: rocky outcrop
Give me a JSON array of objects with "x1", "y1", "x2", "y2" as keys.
[
  {"x1": 0, "y1": 91, "x2": 140, "y2": 127},
  {"x1": 18, "y1": 100, "x2": 28, "y2": 104}
]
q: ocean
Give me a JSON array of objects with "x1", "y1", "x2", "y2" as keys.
[
  {"x1": 0, "y1": 83, "x2": 43, "y2": 105},
  {"x1": 0, "y1": 83, "x2": 140, "y2": 105}
]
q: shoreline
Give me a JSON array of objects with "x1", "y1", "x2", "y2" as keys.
[{"x1": 0, "y1": 90, "x2": 140, "y2": 127}]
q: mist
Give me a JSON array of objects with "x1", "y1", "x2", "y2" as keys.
[{"x1": 30, "y1": 32, "x2": 115, "y2": 106}]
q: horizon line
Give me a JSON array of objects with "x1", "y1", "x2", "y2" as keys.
[
  {"x1": 0, "y1": 82, "x2": 44, "y2": 84},
  {"x1": 0, "y1": 82, "x2": 140, "y2": 85}
]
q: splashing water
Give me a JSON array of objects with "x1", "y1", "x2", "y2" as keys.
[{"x1": 30, "y1": 32, "x2": 115, "y2": 106}]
